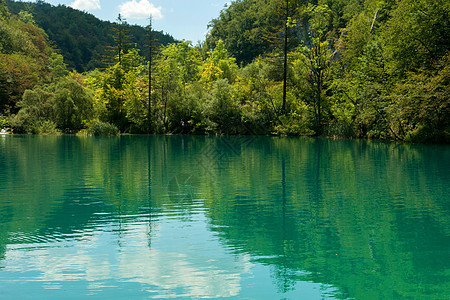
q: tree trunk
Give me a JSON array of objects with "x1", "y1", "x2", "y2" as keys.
[
  {"x1": 148, "y1": 17, "x2": 153, "y2": 134},
  {"x1": 282, "y1": 0, "x2": 289, "y2": 115}
]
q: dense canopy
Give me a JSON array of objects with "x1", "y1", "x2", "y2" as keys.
[{"x1": 0, "y1": 0, "x2": 448, "y2": 143}]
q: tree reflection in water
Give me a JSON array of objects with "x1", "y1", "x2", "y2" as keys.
[{"x1": 0, "y1": 136, "x2": 448, "y2": 299}]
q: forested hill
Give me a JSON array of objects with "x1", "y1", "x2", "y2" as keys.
[
  {"x1": 206, "y1": 0, "x2": 449, "y2": 67},
  {"x1": 6, "y1": 0, "x2": 176, "y2": 72}
]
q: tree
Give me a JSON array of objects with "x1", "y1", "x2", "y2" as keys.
[
  {"x1": 52, "y1": 76, "x2": 94, "y2": 132},
  {"x1": 150, "y1": 41, "x2": 203, "y2": 133},
  {"x1": 265, "y1": 0, "x2": 303, "y2": 115},
  {"x1": 95, "y1": 14, "x2": 134, "y2": 131},
  {"x1": 235, "y1": 57, "x2": 279, "y2": 133},
  {"x1": 153, "y1": 43, "x2": 185, "y2": 132},
  {"x1": 124, "y1": 70, "x2": 147, "y2": 133},
  {"x1": 382, "y1": 0, "x2": 450, "y2": 74},
  {"x1": 105, "y1": 14, "x2": 132, "y2": 67},
  {"x1": 0, "y1": 0, "x2": 10, "y2": 20},
  {"x1": 301, "y1": 4, "x2": 333, "y2": 135},
  {"x1": 95, "y1": 63, "x2": 127, "y2": 130},
  {"x1": 206, "y1": 0, "x2": 277, "y2": 65},
  {"x1": 208, "y1": 79, "x2": 241, "y2": 134},
  {"x1": 10, "y1": 75, "x2": 94, "y2": 133},
  {"x1": 47, "y1": 52, "x2": 68, "y2": 81},
  {"x1": 11, "y1": 87, "x2": 54, "y2": 133},
  {"x1": 390, "y1": 53, "x2": 450, "y2": 143},
  {"x1": 201, "y1": 39, "x2": 238, "y2": 85},
  {"x1": 0, "y1": 8, "x2": 54, "y2": 114},
  {"x1": 146, "y1": 17, "x2": 158, "y2": 133}
]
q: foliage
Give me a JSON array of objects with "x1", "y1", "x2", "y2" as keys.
[
  {"x1": 0, "y1": 0, "x2": 9, "y2": 21},
  {"x1": 86, "y1": 121, "x2": 119, "y2": 136},
  {"x1": 34, "y1": 120, "x2": 61, "y2": 135},
  {"x1": 123, "y1": 70, "x2": 147, "y2": 133},
  {"x1": 382, "y1": 0, "x2": 450, "y2": 74},
  {"x1": 273, "y1": 114, "x2": 315, "y2": 136},
  {"x1": 1, "y1": 0, "x2": 449, "y2": 142},
  {"x1": 390, "y1": 54, "x2": 450, "y2": 143},
  {"x1": 0, "y1": 9, "x2": 53, "y2": 114},
  {"x1": 207, "y1": 79, "x2": 242, "y2": 134},
  {"x1": 201, "y1": 40, "x2": 238, "y2": 85},
  {"x1": 206, "y1": 0, "x2": 278, "y2": 65},
  {"x1": 9, "y1": 75, "x2": 94, "y2": 134},
  {"x1": 0, "y1": 118, "x2": 8, "y2": 129},
  {"x1": 51, "y1": 76, "x2": 94, "y2": 132},
  {"x1": 5, "y1": 0, "x2": 176, "y2": 72}
]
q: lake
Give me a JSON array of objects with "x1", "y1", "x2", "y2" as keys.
[{"x1": 0, "y1": 135, "x2": 448, "y2": 299}]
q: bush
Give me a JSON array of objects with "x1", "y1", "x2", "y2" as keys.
[
  {"x1": 8, "y1": 115, "x2": 61, "y2": 135},
  {"x1": 273, "y1": 114, "x2": 315, "y2": 136},
  {"x1": 0, "y1": 119, "x2": 8, "y2": 129},
  {"x1": 87, "y1": 121, "x2": 119, "y2": 136},
  {"x1": 207, "y1": 79, "x2": 242, "y2": 134},
  {"x1": 324, "y1": 121, "x2": 356, "y2": 138},
  {"x1": 34, "y1": 120, "x2": 61, "y2": 135}
]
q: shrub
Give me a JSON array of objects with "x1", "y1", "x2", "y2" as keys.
[
  {"x1": 273, "y1": 114, "x2": 315, "y2": 136},
  {"x1": 324, "y1": 121, "x2": 356, "y2": 139},
  {"x1": 87, "y1": 121, "x2": 119, "y2": 136},
  {"x1": 34, "y1": 120, "x2": 61, "y2": 135},
  {"x1": 207, "y1": 79, "x2": 242, "y2": 134},
  {"x1": 0, "y1": 119, "x2": 8, "y2": 129}
]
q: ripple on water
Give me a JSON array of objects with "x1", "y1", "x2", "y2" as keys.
[{"x1": 0, "y1": 136, "x2": 448, "y2": 300}]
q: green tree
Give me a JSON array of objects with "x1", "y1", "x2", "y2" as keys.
[
  {"x1": 390, "y1": 54, "x2": 450, "y2": 143},
  {"x1": 52, "y1": 76, "x2": 94, "y2": 132},
  {"x1": 124, "y1": 70, "x2": 147, "y2": 133},
  {"x1": 153, "y1": 44, "x2": 185, "y2": 132},
  {"x1": 201, "y1": 39, "x2": 238, "y2": 85},
  {"x1": 153, "y1": 42, "x2": 204, "y2": 133},
  {"x1": 207, "y1": 78, "x2": 241, "y2": 134},
  {"x1": 18, "y1": 10, "x2": 35, "y2": 25},
  {"x1": 236, "y1": 57, "x2": 279, "y2": 133},
  {"x1": 382, "y1": 0, "x2": 450, "y2": 74},
  {"x1": 206, "y1": 0, "x2": 277, "y2": 65},
  {"x1": 10, "y1": 75, "x2": 94, "y2": 133},
  {"x1": 0, "y1": 0, "x2": 10, "y2": 20},
  {"x1": 0, "y1": 9, "x2": 54, "y2": 114},
  {"x1": 10, "y1": 87, "x2": 54, "y2": 133},
  {"x1": 265, "y1": 0, "x2": 304, "y2": 115},
  {"x1": 97, "y1": 63, "x2": 127, "y2": 130},
  {"x1": 147, "y1": 17, "x2": 154, "y2": 133},
  {"x1": 301, "y1": 4, "x2": 333, "y2": 134},
  {"x1": 330, "y1": 0, "x2": 395, "y2": 139},
  {"x1": 47, "y1": 52, "x2": 69, "y2": 81},
  {"x1": 105, "y1": 14, "x2": 132, "y2": 67}
]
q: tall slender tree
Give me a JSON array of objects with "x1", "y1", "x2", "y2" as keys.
[
  {"x1": 147, "y1": 17, "x2": 154, "y2": 133},
  {"x1": 104, "y1": 14, "x2": 132, "y2": 67},
  {"x1": 264, "y1": 0, "x2": 302, "y2": 115},
  {"x1": 282, "y1": 0, "x2": 289, "y2": 115},
  {"x1": 303, "y1": 4, "x2": 332, "y2": 135}
]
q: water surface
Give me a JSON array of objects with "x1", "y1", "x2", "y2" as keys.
[{"x1": 0, "y1": 135, "x2": 449, "y2": 299}]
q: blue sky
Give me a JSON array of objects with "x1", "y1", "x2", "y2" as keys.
[{"x1": 30, "y1": 0, "x2": 230, "y2": 43}]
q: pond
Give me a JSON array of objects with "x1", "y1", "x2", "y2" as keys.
[{"x1": 0, "y1": 135, "x2": 449, "y2": 299}]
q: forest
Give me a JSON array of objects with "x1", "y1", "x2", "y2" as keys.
[{"x1": 0, "y1": 0, "x2": 449, "y2": 143}]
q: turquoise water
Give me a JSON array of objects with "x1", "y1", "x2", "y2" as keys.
[{"x1": 0, "y1": 135, "x2": 448, "y2": 299}]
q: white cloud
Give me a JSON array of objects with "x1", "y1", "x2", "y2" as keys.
[
  {"x1": 4, "y1": 222, "x2": 252, "y2": 298},
  {"x1": 70, "y1": 0, "x2": 101, "y2": 11},
  {"x1": 119, "y1": 0, "x2": 163, "y2": 20}
]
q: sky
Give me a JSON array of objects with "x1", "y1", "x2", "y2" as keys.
[{"x1": 29, "y1": 0, "x2": 230, "y2": 43}]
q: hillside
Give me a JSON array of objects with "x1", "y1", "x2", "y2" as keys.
[{"x1": 6, "y1": 0, "x2": 176, "y2": 72}]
